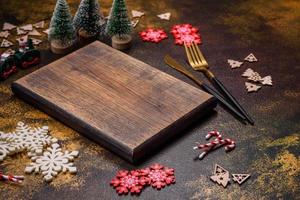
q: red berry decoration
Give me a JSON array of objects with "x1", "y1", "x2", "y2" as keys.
[
  {"x1": 140, "y1": 28, "x2": 168, "y2": 43},
  {"x1": 110, "y1": 170, "x2": 146, "y2": 195},
  {"x1": 110, "y1": 164, "x2": 175, "y2": 195},
  {"x1": 171, "y1": 23, "x2": 202, "y2": 45}
]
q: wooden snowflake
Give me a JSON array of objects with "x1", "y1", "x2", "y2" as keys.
[
  {"x1": 0, "y1": 140, "x2": 18, "y2": 161},
  {"x1": 25, "y1": 143, "x2": 79, "y2": 182}
]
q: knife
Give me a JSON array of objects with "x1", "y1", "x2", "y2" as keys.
[{"x1": 164, "y1": 54, "x2": 246, "y2": 123}]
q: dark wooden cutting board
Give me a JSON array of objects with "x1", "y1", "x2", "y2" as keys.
[{"x1": 12, "y1": 41, "x2": 216, "y2": 163}]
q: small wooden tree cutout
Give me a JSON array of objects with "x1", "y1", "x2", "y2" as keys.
[
  {"x1": 227, "y1": 59, "x2": 243, "y2": 69},
  {"x1": 20, "y1": 24, "x2": 33, "y2": 31},
  {"x1": 210, "y1": 172, "x2": 230, "y2": 188},
  {"x1": 260, "y1": 76, "x2": 273, "y2": 86},
  {"x1": 1, "y1": 39, "x2": 13, "y2": 47},
  {"x1": 2, "y1": 22, "x2": 16, "y2": 30},
  {"x1": 245, "y1": 82, "x2": 261, "y2": 92},
  {"x1": 244, "y1": 53, "x2": 258, "y2": 62},
  {"x1": 33, "y1": 21, "x2": 45, "y2": 29},
  {"x1": 210, "y1": 164, "x2": 230, "y2": 188},
  {"x1": 131, "y1": 10, "x2": 144, "y2": 18},
  {"x1": 232, "y1": 174, "x2": 250, "y2": 185},
  {"x1": 157, "y1": 12, "x2": 171, "y2": 20},
  {"x1": 28, "y1": 29, "x2": 42, "y2": 36}
]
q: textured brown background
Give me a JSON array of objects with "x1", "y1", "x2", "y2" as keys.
[{"x1": 0, "y1": 0, "x2": 299, "y2": 199}]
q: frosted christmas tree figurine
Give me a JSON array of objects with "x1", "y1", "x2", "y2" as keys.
[
  {"x1": 105, "y1": 0, "x2": 132, "y2": 50},
  {"x1": 49, "y1": 0, "x2": 75, "y2": 54}
]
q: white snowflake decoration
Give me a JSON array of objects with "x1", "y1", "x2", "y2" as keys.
[
  {"x1": 25, "y1": 143, "x2": 79, "y2": 182},
  {"x1": 227, "y1": 59, "x2": 243, "y2": 69},
  {"x1": 0, "y1": 122, "x2": 58, "y2": 158},
  {"x1": 244, "y1": 53, "x2": 258, "y2": 62},
  {"x1": 157, "y1": 12, "x2": 171, "y2": 20},
  {"x1": 132, "y1": 10, "x2": 144, "y2": 18},
  {"x1": 0, "y1": 140, "x2": 18, "y2": 161}
]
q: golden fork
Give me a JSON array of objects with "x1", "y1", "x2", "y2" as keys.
[{"x1": 184, "y1": 42, "x2": 254, "y2": 125}]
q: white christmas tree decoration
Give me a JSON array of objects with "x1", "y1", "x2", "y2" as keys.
[
  {"x1": 131, "y1": 19, "x2": 139, "y2": 28},
  {"x1": 244, "y1": 53, "x2": 258, "y2": 62},
  {"x1": 245, "y1": 82, "x2": 261, "y2": 92},
  {"x1": 33, "y1": 21, "x2": 45, "y2": 29},
  {"x1": 17, "y1": 27, "x2": 27, "y2": 35},
  {"x1": 1, "y1": 39, "x2": 13, "y2": 47},
  {"x1": 16, "y1": 35, "x2": 28, "y2": 45},
  {"x1": 0, "y1": 122, "x2": 58, "y2": 158},
  {"x1": 2, "y1": 22, "x2": 16, "y2": 30},
  {"x1": 28, "y1": 29, "x2": 42, "y2": 36},
  {"x1": 157, "y1": 12, "x2": 171, "y2": 20},
  {"x1": 131, "y1": 10, "x2": 144, "y2": 18},
  {"x1": 0, "y1": 31, "x2": 10, "y2": 38},
  {"x1": 25, "y1": 143, "x2": 79, "y2": 182},
  {"x1": 227, "y1": 59, "x2": 243, "y2": 69},
  {"x1": 260, "y1": 76, "x2": 272, "y2": 86},
  {"x1": 20, "y1": 24, "x2": 33, "y2": 31},
  {"x1": 232, "y1": 174, "x2": 250, "y2": 185},
  {"x1": 31, "y1": 38, "x2": 42, "y2": 45}
]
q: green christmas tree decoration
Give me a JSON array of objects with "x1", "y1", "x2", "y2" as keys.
[
  {"x1": 73, "y1": 0, "x2": 105, "y2": 37},
  {"x1": 105, "y1": 0, "x2": 132, "y2": 38},
  {"x1": 49, "y1": 0, "x2": 75, "y2": 46}
]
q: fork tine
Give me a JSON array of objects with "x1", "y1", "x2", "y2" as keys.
[
  {"x1": 184, "y1": 42, "x2": 195, "y2": 67},
  {"x1": 192, "y1": 42, "x2": 208, "y2": 66},
  {"x1": 190, "y1": 42, "x2": 202, "y2": 65}
]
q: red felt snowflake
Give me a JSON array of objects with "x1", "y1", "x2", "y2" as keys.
[
  {"x1": 140, "y1": 28, "x2": 168, "y2": 43},
  {"x1": 110, "y1": 170, "x2": 148, "y2": 195},
  {"x1": 140, "y1": 163, "x2": 175, "y2": 189},
  {"x1": 171, "y1": 24, "x2": 202, "y2": 45}
]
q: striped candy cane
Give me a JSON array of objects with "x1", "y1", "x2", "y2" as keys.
[
  {"x1": 193, "y1": 131, "x2": 236, "y2": 159},
  {"x1": 0, "y1": 172, "x2": 24, "y2": 183}
]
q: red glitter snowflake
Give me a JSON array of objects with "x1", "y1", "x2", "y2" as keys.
[
  {"x1": 171, "y1": 24, "x2": 202, "y2": 45},
  {"x1": 110, "y1": 170, "x2": 147, "y2": 195},
  {"x1": 140, "y1": 163, "x2": 176, "y2": 189},
  {"x1": 140, "y1": 28, "x2": 168, "y2": 43}
]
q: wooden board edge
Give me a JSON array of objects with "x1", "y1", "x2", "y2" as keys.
[
  {"x1": 132, "y1": 96, "x2": 217, "y2": 163},
  {"x1": 11, "y1": 82, "x2": 135, "y2": 162}
]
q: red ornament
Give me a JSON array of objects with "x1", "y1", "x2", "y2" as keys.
[
  {"x1": 140, "y1": 28, "x2": 168, "y2": 43},
  {"x1": 110, "y1": 170, "x2": 147, "y2": 195},
  {"x1": 171, "y1": 24, "x2": 202, "y2": 46},
  {"x1": 140, "y1": 163, "x2": 176, "y2": 190},
  {"x1": 110, "y1": 164, "x2": 176, "y2": 195}
]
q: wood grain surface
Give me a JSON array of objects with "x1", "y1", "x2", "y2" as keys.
[{"x1": 11, "y1": 41, "x2": 216, "y2": 162}]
